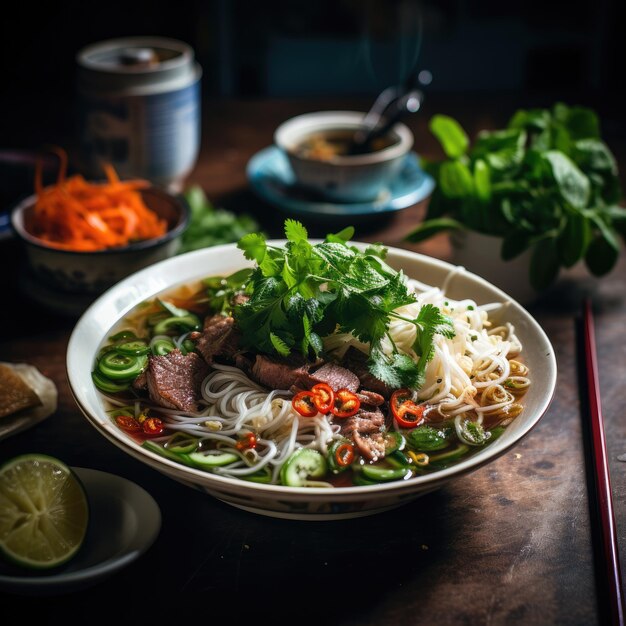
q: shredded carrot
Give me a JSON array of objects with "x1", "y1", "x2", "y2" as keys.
[{"x1": 30, "y1": 148, "x2": 166, "y2": 251}]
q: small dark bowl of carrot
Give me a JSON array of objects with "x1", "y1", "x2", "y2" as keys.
[{"x1": 11, "y1": 153, "x2": 189, "y2": 295}]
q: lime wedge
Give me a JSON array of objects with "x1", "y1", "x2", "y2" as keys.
[{"x1": 0, "y1": 454, "x2": 89, "y2": 569}]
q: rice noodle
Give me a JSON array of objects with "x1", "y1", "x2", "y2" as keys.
[{"x1": 121, "y1": 272, "x2": 530, "y2": 484}]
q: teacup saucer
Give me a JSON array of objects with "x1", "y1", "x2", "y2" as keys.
[{"x1": 247, "y1": 146, "x2": 434, "y2": 216}]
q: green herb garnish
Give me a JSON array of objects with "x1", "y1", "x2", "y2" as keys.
[
  {"x1": 203, "y1": 268, "x2": 252, "y2": 315},
  {"x1": 406, "y1": 103, "x2": 625, "y2": 290},
  {"x1": 181, "y1": 186, "x2": 260, "y2": 253},
  {"x1": 235, "y1": 220, "x2": 455, "y2": 389},
  {"x1": 407, "y1": 426, "x2": 451, "y2": 451},
  {"x1": 458, "y1": 419, "x2": 491, "y2": 446}
]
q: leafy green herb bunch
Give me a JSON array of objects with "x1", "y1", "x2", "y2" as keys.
[
  {"x1": 406, "y1": 104, "x2": 625, "y2": 289},
  {"x1": 235, "y1": 220, "x2": 454, "y2": 389}
]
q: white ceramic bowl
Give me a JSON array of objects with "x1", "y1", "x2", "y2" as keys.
[
  {"x1": 67, "y1": 243, "x2": 556, "y2": 520},
  {"x1": 274, "y1": 111, "x2": 414, "y2": 202}
]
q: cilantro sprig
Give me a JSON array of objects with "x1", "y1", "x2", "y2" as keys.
[
  {"x1": 181, "y1": 186, "x2": 260, "y2": 253},
  {"x1": 235, "y1": 220, "x2": 454, "y2": 389}
]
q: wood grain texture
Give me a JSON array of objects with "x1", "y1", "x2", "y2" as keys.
[{"x1": 0, "y1": 97, "x2": 624, "y2": 625}]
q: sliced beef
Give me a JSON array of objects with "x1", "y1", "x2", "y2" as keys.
[
  {"x1": 356, "y1": 389, "x2": 385, "y2": 408},
  {"x1": 195, "y1": 314, "x2": 240, "y2": 364},
  {"x1": 251, "y1": 354, "x2": 311, "y2": 391},
  {"x1": 146, "y1": 349, "x2": 209, "y2": 412},
  {"x1": 339, "y1": 409, "x2": 386, "y2": 461},
  {"x1": 234, "y1": 353, "x2": 253, "y2": 375},
  {"x1": 340, "y1": 410, "x2": 385, "y2": 436},
  {"x1": 342, "y1": 347, "x2": 394, "y2": 398},
  {"x1": 353, "y1": 431, "x2": 387, "y2": 462},
  {"x1": 133, "y1": 370, "x2": 148, "y2": 392},
  {"x1": 295, "y1": 362, "x2": 359, "y2": 393}
]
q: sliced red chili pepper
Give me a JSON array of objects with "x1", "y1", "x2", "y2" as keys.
[
  {"x1": 115, "y1": 415, "x2": 141, "y2": 433},
  {"x1": 335, "y1": 442, "x2": 355, "y2": 467},
  {"x1": 292, "y1": 390, "x2": 318, "y2": 417},
  {"x1": 311, "y1": 383, "x2": 334, "y2": 415},
  {"x1": 330, "y1": 388, "x2": 361, "y2": 418},
  {"x1": 390, "y1": 389, "x2": 425, "y2": 429},
  {"x1": 236, "y1": 433, "x2": 257, "y2": 450},
  {"x1": 142, "y1": 417, "x2": 165, "y2": 436}
]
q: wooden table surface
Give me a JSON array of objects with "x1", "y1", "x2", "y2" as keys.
[{"x1": 0, "y1": 96, "x2": 624, "y2": 625}]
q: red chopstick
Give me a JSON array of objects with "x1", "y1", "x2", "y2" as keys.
[{"x1": 582, "y1": 299, "x2": 624, "y2": 626}]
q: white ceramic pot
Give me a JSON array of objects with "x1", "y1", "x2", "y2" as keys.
[{"x1": 450, "y1": 229, "x2": 538, "y2": 305}]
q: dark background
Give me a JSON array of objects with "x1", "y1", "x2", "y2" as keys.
[
  {"x1": 1, "y1": 0, "x2": 625, "y2": 186},
  {"x1": 2, "y1": 0, "x2": 624, "y2": 100}
]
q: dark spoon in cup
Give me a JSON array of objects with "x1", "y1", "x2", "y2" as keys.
[
  {"x1": 348, "y1": 69, "x2": 431, "y2": 156},
  {"x1": 349, "y1": 89, "x2": 423, "y2": 156}
]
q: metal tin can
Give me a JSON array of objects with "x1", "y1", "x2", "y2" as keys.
[{"x1": 76, "y1": 37, "x2": 201, "y2": 190}]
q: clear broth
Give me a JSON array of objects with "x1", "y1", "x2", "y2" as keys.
[{"x1": 293, "y1": 129, "x2": 398, "y2": 161}]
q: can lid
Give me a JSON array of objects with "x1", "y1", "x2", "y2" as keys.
[
  {"x1": 118, "y1": 47, "x2": 159, "y2": 67},
  {"x1": 77, "y1": 37, "x2": 198, "y2": 93}
]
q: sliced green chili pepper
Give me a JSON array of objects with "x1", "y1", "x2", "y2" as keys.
[
  {"x1": 98, "y1": 353, "x2": 147, "y2": 381},
  {"x1": 151, "y1": 338, "x2": 176, "y2": 356},
  {"x1": 383, "y1": 431, "x2": 406, "y2": 455},
  {"x1": 108, "y1": 330, "x2": 137, "y2": 342},
  {"x1": 327, "y1": 438, "x2": 354, "y2": 474},
  {"x1": 428, "y1": 444, "x2": 471, "y2": 467},
  {"x1": 92, "y1": 370, "x2": 131, "y2": 393},
  {"x1": 182, "y1": 339, "x2": 196, "y2": 353},
  {"x1": 153, "y1": 314, "x2": 201, "y2": 335},
  {"x1": 241, "y1": 467, "x2": 273, "y2": 483},
  {"x1": 116, "y1": 340, "x2": 150, "y2": 356},
  {"x1": 360, "y1": 465, "x2": 411, "y2": 482},
  {"x1": 157, "y1": 298, "x2": 190, "y2": 318},
  {"x1": 385, "y1": 450, "x2": 412, "y2": 469},
  {"x1": 165, "y1": 433, "x2": 200, "y2": 454},
  {"x1": 353, "y1": 471, "x2": 379, "y2": 486}
]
